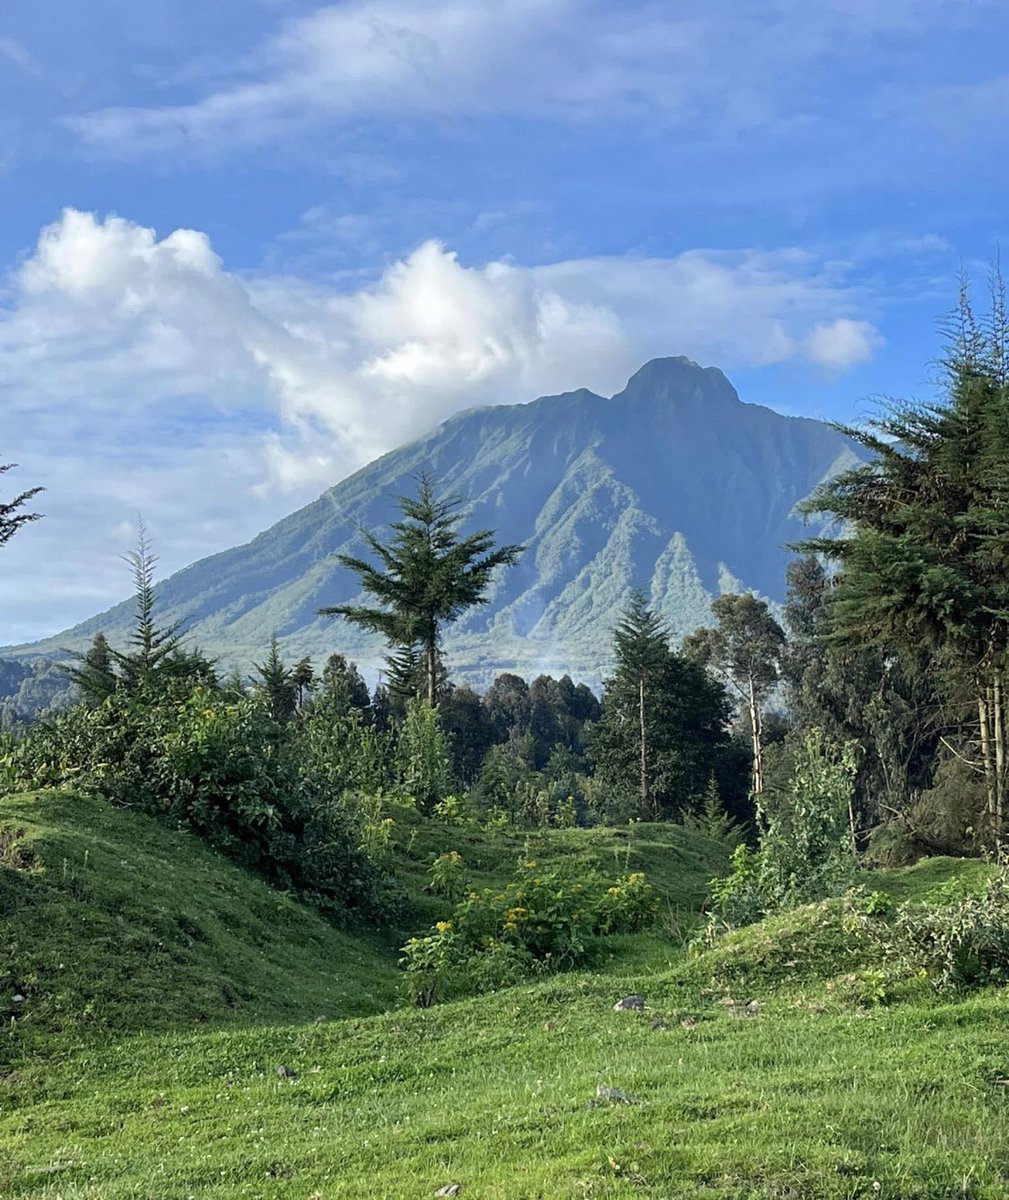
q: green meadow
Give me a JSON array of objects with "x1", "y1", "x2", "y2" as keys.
[{"x1": 3, "y1": 789, "x2": 1008, "y2": 1200}]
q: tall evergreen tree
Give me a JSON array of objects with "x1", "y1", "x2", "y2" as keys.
[
  {"x1": 800, "y1": 278, "x2": 1009, "y2": 841},
  {"x1": 113, "y1": 522, "x2": 186, "y2": 691},
  {"x1": 319, "y1": 473, "x2": 523, "y2": 706},
  {"x1": 253, "y1": 636, "x2": 297, "y2": 722},
  {"x1": 683, "y1": 594, "x2": 786, "y2": 797},
  {"x1": 591, "y1": 591, "x2": 731, "y2": 819}
]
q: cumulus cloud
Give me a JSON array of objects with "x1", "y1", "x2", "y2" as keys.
[
  {"x1": 803, "y1": 317, "x2": 884, "y2": 369},
  {"x1": 67, "y1": 0, "x2": 981, "y2": 156},
  {"x1": 0, "y1": 208, "x2": 882, "y2": 639}
]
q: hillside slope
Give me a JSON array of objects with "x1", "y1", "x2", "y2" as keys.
[
  {"x1": 0, "y1": 790, "x2": 402, "y2": 1059},
  {"x1": 8, "y1": 357, "x2": 860, "y2": 687},
  {"x1": 3, "y1": 845, "x2": 1003, "y2": 1199},
  {"x1": 0, "y1": 790, "x2": 727, "y2": 1062}
]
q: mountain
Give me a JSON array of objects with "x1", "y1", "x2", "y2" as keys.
[{"x1": 8, "y1": 357, "x2": 860, "y2": 689}]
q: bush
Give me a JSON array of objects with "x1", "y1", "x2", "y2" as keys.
[
  {"x1": 401, "y1": 861, "x2": 659, "y2": 1005},
  {"x1": 428, "y1": 850, "x2": 468, "y2": 901},
  {"x1": 880, "y1": 865, "x2": 1009, "y2": 991},
  {"x1": 596, "y1": 871, "x2": 661, "y2": 934},
  {"x1": 1, "y1": 684, "x2": 385, "y2": 917},
  {"x1": 703, "y1": 730, "x2": 858, "y2": 937}
]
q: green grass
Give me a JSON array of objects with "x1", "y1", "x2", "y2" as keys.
[
  {"x1": 4, "y1": 790, "x2": 1009, "y2": 1198},
  {"x1": 0, "y1": 790, "x2": 401, "y2": 1060}
]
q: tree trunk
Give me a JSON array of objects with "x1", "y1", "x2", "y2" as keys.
[
  {"x1": 995, "y1": 673, "x2": 1006, "y2": 843},
  {"x1": 426, "y1": 636, "x2": 438, "y2": 707},
  {"x1": 979, "y1": 689, "x2": 996, "y2": 830},
  {"x1": 748, "y1": 674, "x2": 764, "y2": 796},
  {"x1": 639, "y1": 674, "x2": 650, "y2": 819}
]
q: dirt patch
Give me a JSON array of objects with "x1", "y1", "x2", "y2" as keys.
[{"x1": 0, "y1": 826, "x2": 39, "y2": 872}]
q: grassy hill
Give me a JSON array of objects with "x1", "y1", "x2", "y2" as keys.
[
  {"x1": 0, "y1": 790, "x2": 403, "y2": 1058},
  {"x1": 0, "y1": 790, "x2": 726, "y2": 1059},
  {"x1": 3, "y1": 790, "x2": 1008, "y2": 1198}
]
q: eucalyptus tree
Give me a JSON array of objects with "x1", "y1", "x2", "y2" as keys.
[
  {"x1": 319, "y1": 473, "x2": 523, "y2": 706},
  {"x1": 683, "y1": 593, "x2": 786, "y2": 797}
]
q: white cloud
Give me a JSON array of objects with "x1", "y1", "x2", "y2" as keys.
[
  {"x1": 803, "y1": 317, "x2": 883, "y2": 369},
  {"x1": 0, "y1": 37, "x2": 35, "y2": 73},
  {"x1": 67, "y1": 0, "x2": 981, "y2": 157},
  {"x1": 0, "y1": 208, "x2": 882, "y2": 640}
]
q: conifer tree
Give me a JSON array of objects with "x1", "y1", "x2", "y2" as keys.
[
  {"x1": 591, "y1": 591, "x2": 731, "y2": 819},
  {"x1": 800, "y1": 278, "x2": 1009, "y2": 841},
  {"x1": 69, "y1": 632, "x2": 118, "y2": 705},
  {"x1": 319, "y1": 473, "x2": 523, "y2": 706},
  {"x1": 114, "y1": 521, "x2": 186, "y2": 691},
  {"x1": 253, "y1": 635, "x2": 297, "y2": 722},
  {"x1": 0, "y1": 461, "x2": 43, "y2": 549}
]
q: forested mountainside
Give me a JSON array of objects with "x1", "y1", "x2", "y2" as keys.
[{"x1": 8, "y1": 357, "x2": 859, "y2": 686}]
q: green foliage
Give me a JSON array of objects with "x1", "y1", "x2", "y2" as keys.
[
  {"x1": 1, "y1": 684, "x2": 384, "y2": 916},
  {"x1": 881, "y1": 864, "x2": 1009, "y2": 990},
  {"x1": 252, "y1": 635, "x2": 296, "y2": 722},
  {"x1": 298, "y1": 685, "x2": 394, "y2": 797},
  {"x1": 595, "y1": 870, "x2": 661, "y2": 934},
  {"x1": 591, "y1": 592, "x2": 733, "y2": 819},
  {"x1": 683, "y1": 592, "x2": 786, "y2": 796},
  {"x1": 705, "y1": 730, "x2": 858, "y2": 932},
  {"x1": 399, "y1": 698, "x2": 451, "y2": 812},
  {"x1": 401, "y1": 860, "x2": 658, "y2": 1005},
  {"x1": 428, "y1": 850, "x2": 468, "y2": 901},
  {"x1": 319, "y1": 472, "x2": 523, "y2": 705},
  {"x1": 782, "y1": 555, "x2": 939, "y2": 827}
]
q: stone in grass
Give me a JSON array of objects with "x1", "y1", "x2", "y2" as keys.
[
  {"x1": 434, "y1": 1186, "x2": 462, "y2": 1197},
  {"x1": 613, "y1": 995, "x2": 645, "y2": 1012},
  {"x1": 727, "y1": 999, "x2": 761, "y2": 1019},
  {"x1": 596, "y1": 1085, "x2": 642, "y2": 1105},
  {"x1": 275, "y1": 1065, "x2": 299, "y2": 1080}
]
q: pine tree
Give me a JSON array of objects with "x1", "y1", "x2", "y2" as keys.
[
  {"x1": 67, "y1": 632, "x2": 118, "y2": 705},
  {"x1": 253, "y1": 636, "x2": 296, "y2": 722},
  {"x1": 319, "y1": 472, "x2": 523, "y2": 706},
  {"x1": 591, "y1": 591, "x2": 731, "y2": 819}
]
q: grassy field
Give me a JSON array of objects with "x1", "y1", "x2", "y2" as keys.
[{"x1": 3, "y1": 789, "x2": 1008, "y2": 1199}]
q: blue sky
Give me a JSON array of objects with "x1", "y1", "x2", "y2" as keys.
[{"x1": 2, "y1": 0, "x2": 1008, "y2": 641}]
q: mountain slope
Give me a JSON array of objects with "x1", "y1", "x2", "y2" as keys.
[{"x1": 10, "y1": 357, "x2": 859, "y2": 686}]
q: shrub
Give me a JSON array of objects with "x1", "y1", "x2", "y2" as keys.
[
  {"x1": 1, "y1": 684, "x2": 385, "y2": 917},
  {"x1": 881, "y1": 865, "x2": 1009, "y2": 991},
  {"x1": 596, "y1": 871, "x2": 661, "y2": 934},
  {"x1": 401, "y1": 861, "x2": 659, "y2": 1005},
  {"x1": 428, "y1": 850, "x2": 468, "y2": 901},
  {"x1": 703, "y1": 730, "x2": 858, "y2": 937}
]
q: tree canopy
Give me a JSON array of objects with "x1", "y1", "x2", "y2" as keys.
[
  {"x1": 319, "y1": 473, "x2": 523, "y2": 705},
  {"x1": 0, "y1": 460, "x2": 43, "y2": 550}
]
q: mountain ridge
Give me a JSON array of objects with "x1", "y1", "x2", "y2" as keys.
[{"x1": 6, "y1": 357, "x2": 860, "y2": 688}]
